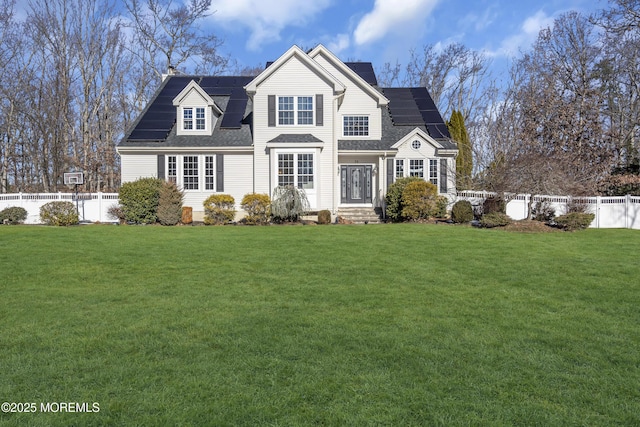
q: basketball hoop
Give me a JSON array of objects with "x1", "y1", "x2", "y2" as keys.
[{"x1": 64, "y1": 172, "x2": 85, "y2": 220}]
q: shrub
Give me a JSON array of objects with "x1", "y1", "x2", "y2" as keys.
[
  {"x1": 435, "y1": 196, "x2": 448, "y2": 218},
  {"x1": 451, "y1": 200, "x2": 474, "y2": 223},
  {"x1": 119, "y1": 177, "x2": 163, "y2": 224},
  {"x1": 107, "y1": 204, "x2": 126, "y2": 224},
  {"x1": 271, "y1": 185, "x2": 309, "y2": 222},
  {"x1": 600, "y1": 173, "x2": 640, "y2": 196},
  {"x1": 554, "y1": 212, "x2": 595, "y2": 231},
  {"x1": 401, "y1": 180, "x2": 439, "y2": 220},
  {"x1": 157, "y1": 181, "x2": 184, "y2": 225},
  {"x1": 483, "y1": 196, "x2": 506, "y2": 215},
  {"x1": 241, "y1": 193, "x2": 271, "y2": 225},
  {"x1": 479, "y1": 212, "x2": 512, "y2": 228},
  {"x1": 385, "y1": 176, "x2": 423, "y2": 222},
  {"x1": 203, "y1": 194, "x2": 236, "y2": 225},
  {"x1": 532, "y1": 200, "x2": 555, "y2": 222},
  {"x1": 40, "y1": 201, "x2": 79, "y2": 226},
  {"x1": 317, "y1": 209, "x2": 332, "y2": 225},
  {"x1": 0, "y1": 206, "x2": 28, "y2": 224}
]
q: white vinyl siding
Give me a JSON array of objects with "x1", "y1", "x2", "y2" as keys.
[{"x1": 120, "y1": 155, "x2": 158, "y2": 183}]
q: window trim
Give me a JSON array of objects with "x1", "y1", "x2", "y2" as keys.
[
  {"x1": 277, "y1": 95, "x2": 314, "y2": 126},
  {"x1": 165, "y1": 154, "x2": 218, "y2": 192},
  {"x1": 393, "y1": 157, "x2": 440, "y2": 190},
  {"x1": 276, "y1": 151, "x2": 315, "y2": 190},
  {"x1": 342, "y1": 115, "x2": 369, "y2": 137},
  {"x1": 180, "y1": 106, "x2": 208, "y2": 133}
]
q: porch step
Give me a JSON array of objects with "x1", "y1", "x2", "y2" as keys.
[{"x1": 336, "y1": 207, "x2": 383, "y2": 224}]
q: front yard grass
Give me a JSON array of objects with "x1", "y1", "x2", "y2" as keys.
[{"x1": 1, "y1": 224, "x2": 639, "y2": 426}]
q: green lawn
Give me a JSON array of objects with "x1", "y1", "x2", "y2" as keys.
[{"x1": 1, "y1": 224, "x2": 639, "y2": 426}]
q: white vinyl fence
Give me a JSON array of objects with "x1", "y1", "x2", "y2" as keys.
[
  {"x1": 456, "y1": 191, "x2": 640, "y2": 230},
  {"x1": 2, "y1": 191, "x2": 640, "y2": 229},
  {"x1": 0, "y1": 193, "x2": 120, "y2": 224}
]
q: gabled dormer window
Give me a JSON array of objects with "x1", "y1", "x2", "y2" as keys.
[{"x1": 183, "y1": 107, "x2": 206, "y2": 130}]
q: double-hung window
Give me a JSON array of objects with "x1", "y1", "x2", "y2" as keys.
[
  {"x1": 183, "y1": 156, "x2": 199, "y2": 190},
  {"x1": 165, "y1": 155, "x2": 219, "y2": 191},
  {"x1": 343, "y1": 116, "x2": 369, "y2": 136},
  {"x1": 394, "y1": 158, "x2": 439, "y2": 190},
  {"x1": 429, "y1": 159, "x2": 438, "y2": 186},
  {"x1": 278, "y1": 96, "x2": 313, "y2": 125},
  {"x1": 183, "y1": 107, "x2": 206, "y2": 131},
  {"x1": 277, "y1": 153, "x2": 314, "y2": 189},
  {"x1": 409, "y1": 159, "x2": 424, "y2": 178},
  {"x1": 395, "y1": 159, "x2": 404, "y2": 178}
]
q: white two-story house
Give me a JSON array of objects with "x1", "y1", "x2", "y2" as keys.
[{"x1": 117, "y1": 44, "x2": 458, "y2": 221}]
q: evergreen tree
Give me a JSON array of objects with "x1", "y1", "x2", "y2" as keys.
[{"x1": 447, "y1": 110, "x2": 473, "y2": 190}]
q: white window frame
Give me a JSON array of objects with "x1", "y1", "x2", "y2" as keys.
[
  {"x1": 394, "y1": 157, "x2": 440, "y2": 190},
  {"x1": 278, "y1": 96, "x2": 313, "y2": 126},
  {"x1": 429, "y1": 159, "x2": 438, "y2": 186},
  {"x1": 274, "y1": 149, "x2": 317, "y2": 208},
  {"x1": 409, "y1": 159, "x2": 424, "y2": 178},
  {"x1": 181, "y1": 107, "x2": 207, "y2": 132},
  {"x1": 165, "y1": 154, "x2": 216, "y2": 192},
  {"x1": 343, "y1": 115, "x2": 369, "y2": 137}
]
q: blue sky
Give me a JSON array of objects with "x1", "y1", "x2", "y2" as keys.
[{"x1": 207, "y1": 0, "x2": 605, "y2": 79}]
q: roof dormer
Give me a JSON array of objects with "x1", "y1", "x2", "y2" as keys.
[{"x1": 173, "y1": 80, "x2": 222, "y2": 136}]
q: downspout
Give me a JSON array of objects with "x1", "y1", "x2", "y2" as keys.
[{"x1": 333, "y1": 92, "x2": 345, "y2": 214}]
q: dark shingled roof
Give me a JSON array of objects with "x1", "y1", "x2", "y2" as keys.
[
  {"x1": 268, "y1": 134, "x2": 323, "y2": 143},
  {"x1": 119, "y1": 75, "x2": 255, "y2": 148},
  {"x1": 120, "y1": 69, "x2": 456, "y2": 153}
]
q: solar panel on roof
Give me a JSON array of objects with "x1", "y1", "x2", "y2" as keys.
[
  {"x1": 220, "y1": 112, "x2": 244, "y2": 129},
  {"x1": 128, "y1": 130, "x2": 169, "y2": 140}
]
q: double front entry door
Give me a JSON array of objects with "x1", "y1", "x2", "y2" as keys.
[{"x1": 340, "y1": 165, "x2": 372, "y2": 204}]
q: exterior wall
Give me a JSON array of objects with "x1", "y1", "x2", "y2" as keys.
[
  {"x1": 119, "y1": 151, "x2": 253, "y2": 220},
  {"x1": 121, "y1": 153, "x2": 158, "y2": 183},
  {"x1": 313, "y1": 55, "x2": 383, "y2": 140},
  {"x1": 252, "y1": 56, "x2": 336, "y2": 211}
]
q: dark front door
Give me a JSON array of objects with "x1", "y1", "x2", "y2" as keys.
[{"x1": 341, "y1": 165, "x2": 372, "y2": 204}]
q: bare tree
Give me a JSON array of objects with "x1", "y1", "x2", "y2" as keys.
[
  {"x1": 124, "y1": 0, "x2": 229, "y2": 78},
  {"x1": 480, "y1": 12, "x2": 612, "y2": 207}
]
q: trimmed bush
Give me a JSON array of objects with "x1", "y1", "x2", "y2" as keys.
[
  {"x1": 451, "y1": 200, "x2": 474, "y2": 223},
  {"x1": 401, "y1": 180, "x2": 439, "y2": 220},
  {"x1": 157, "y1": 181, "x2": 184, "y2": 225},
  {"x1": 385, "y1": 176, "x2": 423, "y2": 222},
  {"x1": 479, "y1": 212, "x2": 512, "y2": 228},
  {"x1": 554, "y1": 212, "x2": 595, "y2": 231},
  {"x1": 119, "y1": 177, "x2": 163, "y2": 224},
  {"x1": 203, "y1": 194, "x2": 236, "y2": 225},
  {"x1": 40, "y1": 201, "x2": 79, "y2": 226},
  {"x1": 483, "y1": 197, "x2": 506, "y2": 215},
  {"x1": 317, "y1": 209, "x2": 332, "y2": 225},
  {"x1": 241, "y1": 193, "x2": 271, "y2": 225},
  {"x1": 271, "y1": 185, "x2": 309, "y2": 222},
  {"x1": 0, "y1": 206, "x2": 28, "y2": 224}
]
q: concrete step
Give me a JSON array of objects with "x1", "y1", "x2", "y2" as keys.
[{"x1": 336, "y1": 207, "x2": 382, "y2": 224}]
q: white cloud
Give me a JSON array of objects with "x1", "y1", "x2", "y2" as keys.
[
  {"x1": 491, "y1": 10, "x2": 554, "y2": 57},
  {"x1": 327, "y1": 33, "x2": 351, "y2": 55},
  {"x1": 209, "y1": 0, "x2": 333, "y2": 51},
  {"x1": 353, "y1": 0, "x2": 440, "y2": 46}
]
